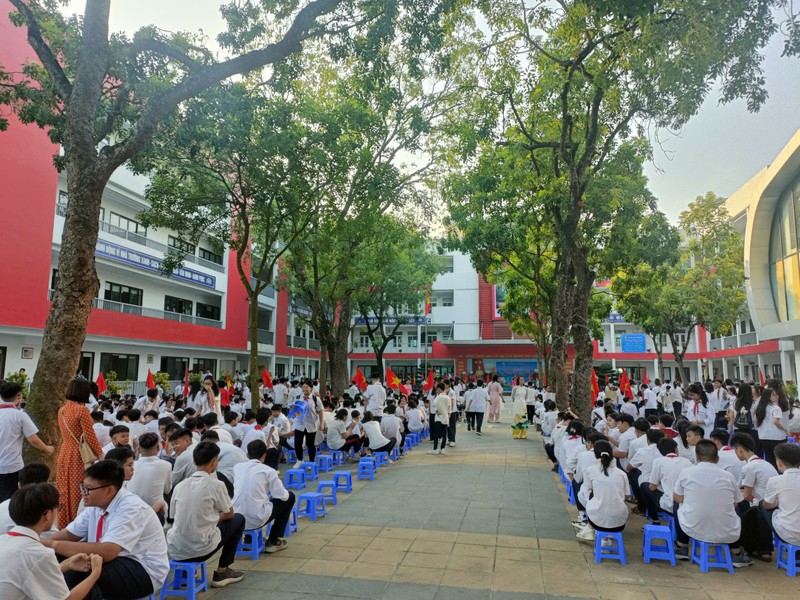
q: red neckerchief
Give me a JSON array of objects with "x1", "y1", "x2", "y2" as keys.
[
  {"x1": 0, "y1": 404, "x2": 16, "y2": 409},
  {"x1": 722, "y1": 446, "x2": 732, "y2": 451},
  {"x1": 6, "y1": 531, "x2": 36, "y2": 540},
  {"x1": 254, "y1": 425, "x2": 262, "y2": 430},
  {"x1": 693, "y1": 402, "x2": 699, "y2": 416}
]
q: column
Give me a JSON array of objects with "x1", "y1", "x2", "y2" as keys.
[
  {"x1": 738, "y1": 356, "x2": 744, "y2": 381},
  {"x1": 780, "y1": 350, "x2": 791, "y2": 382},
  {"x1": 696, "y1": 359, "x2": 703, "y2": 382},
  {"x1": 721, "y1": 359, "x2": 728, "y2": 381},
  {"x1": 757, "y1": 354, "x2": 765, "y2": 382},
  {"x1": 610, "y1": 323, "x2": 617, "y2": 353},
  {"x1": 793, "y1": 340, "x2": 800, "y2": 384},
  {"x1": 653, "y1": 358, "x2": 659, "y2": 381}
]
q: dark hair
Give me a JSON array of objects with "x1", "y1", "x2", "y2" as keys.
[
  {"x1": 646, "y1": 429, "x2": 665, "y2": 444},
  {"x1": 105, "y1": 445, "x2": 135, "y2": 465},
  {"x1": 775, "y1": 442, "x2": 800, "y2": 468},
  {"x1": 184, "y1": 417, "x2": 198, "y2": 431},
  {"x1": 436, "y1": 382, "x2": 445, "y2": 392},
  {"x1": 19, "y1": 463, "x2": 51, "y2": 485},
  {"x1": 656, "y1": 438, "x2": 678, "y2": 456},
  {"x1": 687, "y1": 383, "x2": 708, "y2": 408},
  {"x1": 193, "y1": 441, "x2": 220, "y2": 466},
  {"x1": 385, "y1": 404, "x2": 397, "y2": 415},
  {"x1": 255, "y1": 410, "x2": 270, "y2": 426},
  {"x1": 335, "y1": 408, "x2": 349, "y2": 421},
  {"x1": 65, "y1": 378, "x2": 92, "y2": 403},
  {"x1": 247, "y1": 439, "x2": 268, "y2": 460},
  {"x1": 109, "y1": 424, "x2": 130, "y2": 437},
  {"x1": 164, "y1": 422, "x2": 180, "y2": 437},
  {"x1": 9, "y1": 483, "x2": 60, "y2": 527},
  {"x1": 363, "y1": 411, "x2": 374, "y2": 423},
  {"x1": 0, "y1": 382, "x2": 23, "y2": 401},
  {"x1": 115, "y1": 409, "x2": 128, "y2": 422},
  {"x1": 203, "y1": 376, "x2": 220, "y2": 396},
  {"x1": 144, "y1": 410, "x2": 159, "y2": 419},
  {"x1": 203, "y1": 413, "x2": 219, "y2": 427},
  {"x1": 754, "y1": 387, "x2": 774, "y2": 427},
  {"x1": 768, "y1": 378, "x2": 791, "y2": 413},
  {"x1": 694, "y1": 439, "x2": 718, "y2": 463},
  {"x1": 567, "y1": 420, "x2": 584, "y2": 437},
  {"x1": 127, "y1": 409, "x2": 141, "y2": 422},
  {"x1": 659, "y1": 414, "x2": 674, "y2": 428},
  {"x1": 675, "y1": 419, "x2": 691, "y2": 449},
  {"x1": 646, "y1": 415, "x2": 659, "y2": 426},
  {"x1": 146, "y1": 388, "x2": 159, "y2": 399},
  {"x1": 201, "y1": 430, "x2": 220, "y2": 442},
  {"x1": 616, "y1": 413, "x2": 634, "y2": 426},
  {"x1": 633, "y1": 418, "x2": 650, "y2": 433},
  {"x1": 735, "y1": 383, "x2": 754, "y2": 414},
  {"x1": 709, "y1": 429, "x2": 730, "y2": 445},
  {"x1": 594, "y1": 440, "x2": 614, "y2": 476},
  {"x1": 169, "y1": 427, "x2": 193, "y2": 442},
  {"x1": 730, "y1": 431, "x2": 756, "y2": 453},
  {"x1": 84, "y1": 460, "x2": 125, "y2": 490},
  {"x1": 686, "y1": 425, "x2": 704, "y2": 439},
  {"x1": 90, "y1": 411, "x2": 105, "y2": 423},
  {"x1": 224, "y1": 412, "x2": 239, "y2": 424},
  {"x1": 138, "y1": 432, "x2": 160, "y2": 450}
]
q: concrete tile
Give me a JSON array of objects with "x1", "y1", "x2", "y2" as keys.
[
  {"x1": 344, "y1": 562, "x2": 398, "y2": 581},
  {"x1": 416, "y1": 529, "x2": 459, "y2": 543},
  {"x1": 296, "y1": 558, "x2": 350, "y2": 578},
  {"x1": 451, "y1": 543, "x2": 496, "y2": 559},
  {"x1": 491, "y1": 573, "x2": 545, "y2": 594},
  {"x1": 440, "y1": 568, "x2": 494, "y2": 589},
  {"x1": 493, "y1": 546, "x2": 537, "y2": 562},
  {"x1": 379, "y1": 527, "x2": 420, "y2": 539},
  {"x1": 366, "y1": 537, "x2": 414, "y2": 552},
  {"x1": 401, "y1": 551, "x2": 441, "y2": 568},
  {"x1": 313, "y1": 546, "x2": 363, "y2": 562},
  {"x1": 329, "y1": 577, "x2": 388, "y2": 599},
  {"x1": 360, "y1": 549, "x2": 407, "y2": 566},
  {"x1": 436, "y1": 583, "x2": 492, "y2": 599},
  {"x1": 445, "y1": 554, "x2": 494, "y2": 573},
  {"x1": 392, "y1": 566, "x2": 444, "y2": 585},
  {"x1": 409, "y1": 540, "x2": 455, "y2": 554},
  {"x1": 380, "y1": 582, "x2": 438, "y2": 600},
  {"x1": 276, "y1": 573, "x2": 338, "y2": 594},
  {"x1": 495, "y1": 534, "x2": 537, "y2": 549},
  {"x1": 596, "y1": 583, "x2": 656, "y2": 600},
  {"x1": 327, "y1": 535, "x2": 374, "y2": 549},
  {"x1": 341, "y1": 525, "x2": 383, "y2": 537}
]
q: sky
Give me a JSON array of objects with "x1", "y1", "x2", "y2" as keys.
[{"x1": 66, "y1": 1, "x2": 800, "y2": 224}]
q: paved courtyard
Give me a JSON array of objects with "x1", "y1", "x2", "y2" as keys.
[{"x1": 201, "y1": 409, "x2": 800, "y2": 600}]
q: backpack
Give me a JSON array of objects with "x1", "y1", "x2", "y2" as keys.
[{"x1": 734, "y1": 407, "x2": 753, "y2": 430}]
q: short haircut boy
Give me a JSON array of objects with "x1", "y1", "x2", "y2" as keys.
[{"x1": 8, "y1": 483, "x2": 60, "y2": 527}]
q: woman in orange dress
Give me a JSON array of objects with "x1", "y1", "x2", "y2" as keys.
[{"x1": 56, "y1": 378, "x2": 104, "y2": 528}]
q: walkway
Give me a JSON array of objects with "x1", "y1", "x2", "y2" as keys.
[{"x1": 203, "y1": 410, "x2": 799, "y2": 600}]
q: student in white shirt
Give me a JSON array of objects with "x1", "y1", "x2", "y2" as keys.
[
  {"x1": 628, "y1": 427, "x2": 665, "y2": 516},
  {"x1": 428, "y1": 382, "x2": 451, "y2": 455},
  {"x1": 327, "y1": 408, "x2": 362, "y2": 456},
  {"x1": 271, "y1": 406, "x2": 294, "y2": 453},
  {"x1": 0, "y1": 483, "x2": 103, "y2": 600},
  {"x1": 643, "y1": 438, "x2": 692, "y2": 525},
  {"x1": 232, "y1": 440, "x2": 296, "y2": 553},
  {"x1": 405, "y1": 399, "x2": 427, "y2": 434},
  {"x1": 466, "y1": 381, "x2": 489, "y2": 435},
  {"x1": 291, "y1": 381, "x2": 325, "y2": 469},
  {"x1": 0, "y1": 463, "x2": 56, "y2": 535},
  {"x1": 364, "y1": 375, "x2": 387, "y2": 421},
  {"x1": 576, "y1": 440, "x2": 629, "y2": 542},
  {"x1": 126, "y1": 433, "x2": 172, "y2": 523},
  {"x1": 203, "y1": 413, "x2": 234, "y2": 445},
  {"x1": 672, "y1": 440, "x2": 752, "y2": 566},
  {"x1": 761, "y1": 443, "x2": 800, "y2": 547},
  {"x1": 45, "y1": 460, "x2": 170, "y2": 598},
  {"x1": 709, "y1": 429, "x2": 744, "y2": 483},
  {"x1": 731, "y1": 432, "x2": 778, "y2": 507},
  {"x1": 569, "y1": 431, "x2": 607, "y2": 527},
  {"x1": 362, "y1": 411, "x2": 396, "y2": 454},
  {"x1": 380, "y1": 405, "x2": 405, "y2": 454},
  {"x1": 611, "y1": 413, "x2": 636, "y2": 469},
  {"x1": 169, "y1": 428, "x2": 197, "y2": 487},
  {"x1": 167, "y1": 442, "x2": 246, "y2": 588},
  {"x1": 754, "y1": 386, "x2": 789, "y2": 468},
  {"x1": 90, "y1": 411, "x2": 111, "y2": 447},
  {"x1": 685, "y1": 383, "x2": 715, "y2": 439}
]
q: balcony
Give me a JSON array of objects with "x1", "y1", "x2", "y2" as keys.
[
  {"x1": 256, "y1": 329, "x2": 275, "y2": 345},
  {"x1": 308, "y1": 339, "x2": 320, "y2": 351},
  {"x1": 48, "y1": 290, "x2": 223, "y2": 328}
]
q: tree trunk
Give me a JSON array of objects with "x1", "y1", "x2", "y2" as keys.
[
  {"x1": 374, "y1": 346, "x2": 384, "y2": 378},
  {"x1": 550, "y1": 262, "x2": 574, "y2": 409},
  {"x1": 26, "y1": 160, "x2": 105, "y2": 468},
  {"x1": 318, "y1": 344, "x2": 328, "y2": 399},
  {"x1": 570, "y1": 261, "x2": 595, "y2": 422},
  {"x1": 330, "y1": 301, "x2": 353, "y2": 396},
  {"x1": 247, "y1": 291, "x2": 261, "y2": 403}
]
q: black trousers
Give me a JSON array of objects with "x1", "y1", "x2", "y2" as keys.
[
  {"x1": 526, "y1": 405, "x2": 536, "y2": 425},
  {"x1": 432, "y1": 421, "x2": 448, "y2": 450},
  {"x1": 183, "y1": 513, "x2": 246, "y2": 570},
  {"x1": 65, "y1": 555, "x2": 153, "y2": 600},
  {"x1": 474, "y1": 411, "x2": 484, "y2": 433},
  {"x1": 627, "y1": 468, "x2": 644, "y2": 511},
  {"x1": 466, "y1": 411, "x2": 475, "y2": 430},
  {"x1": 640, "y1": 483, "x2": 664, "y2": 521},
  {"x1": 260, "y1": 492, "x2": 296, "y2": 543},
  {"x1": 0, "y1": 471, "x2": 19, "y2": 503},
  {"x1": 372, "y1": 437, "x2": 397, "y2": 454},
  {"x1": 447, "y1": 412, "x2": 457, "y2": 442},
  {"x1": 761, "y1": 438, "x2": 784, "y2": 469},
  {"x1": 294, "y1": 429, "x2": 317, "y2": 463}
]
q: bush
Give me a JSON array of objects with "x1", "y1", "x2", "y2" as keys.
[{"x1": 4, "y1": 372, "x2": 29, "y2": 398}]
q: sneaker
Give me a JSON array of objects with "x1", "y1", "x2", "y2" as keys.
[
  {"x1": 211, "y1": 568, "x2": 245, "y2": 588},
  {"x1": 427, "y1": 450, "x2": 440, "y2": 455},
  {"x1": 293, "y1": 461, "x2": 302, "y2": 470},
  {"x1": 576, "y1": 524, "x2": 595, "y2": 542},
  {"x1": 264, "y1": 539, "x2": 288, "y2": 553},
  {"x1": 674, "y1": 545, "x2": 690, "y2": 561},
  {"x1": 439, "y1": 449, "x2": 446, "y2": 455},
  {"x1": 572, "y1": 520, "x2": 588, "y2": 530},
  {"x1": 732, "y1": 551, "x2": 753, "y2": 568},
  {"x1": 476, "y1": 432, "x2": 483, "y2": 436},
  {"x1": 448, "y1": 442, "x2": 455, "y2": 447}
]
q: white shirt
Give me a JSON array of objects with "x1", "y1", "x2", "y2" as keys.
[
  {"x1": 649, "y1": 453, "x2": 693, "y2": 512},
  {"x1": 561, "y1": 436, "x2": 584, "y2": 474},
  {"x1": 674, "y1": 462, "x2": 743, "y2": 544},
  {"x1": 0, "y1": 404, "x2": 38, "y2": 474},
  {"x1": 716, "y1": 447, "x2": 744, "y2": 484},
  {"x1": 272, "y1": 384, "x2": 287, "y2": 406},
  {"x1": 467, "y1": 387, "x2": 488, "y2": 413},
  {"x1": 541, "y1": 412, "x2": 558, "y2": 437},
  {"x1": 209, "y1": 425, "x2": 234, "y2": 445},
  {"x1": 0, "y1": 526, "x2": 70, "y2": 600},
  {"x1": 573, "y1": 449, "x2": 597, "y2": 484},
  {"x1": 167, "y1": 471, "x2": 232, "y2": 560},
  {"x1": 617, "y1": 428, "x2": 637, "y2": 469},
  {"x1": 232, "y1": 460, "x2": 290, "y2": 530},
  {"x1": 67, "y1": 488, "x2": 169, "y2": 589},
  {"x1": 362, "y1": 421, "x2": 390, "y2": 450},
  {"x1": 364, "y1": 383, "x2": 387, "y2": 417},
  {"x1": 764, "y1": 468, "x2": 800, "y2": 545},
  {"x1": 582, "y1": 463, "x2": 629, "y2": 528},
  {"x1": 687, "y1": 400, "x2": 714, "y2": 438},
  {"x1": 644, "y1": 389, "x2": 658, "y2": 410},
  {"x1": 171, "y1": 443, "x2": 198, "y2": 487},
  {"x1": 741, "y1": 454, "x2": 778, "y2": 504},
  {"x1": 242, "y1": 425, "x2": 267, "y2": 451},
  {"x1": 92, "y1": 422, "x2": 111, "y2": 447},
  {"x1": 626, "y1": 435, "x2": 648, "y2": 468},
  {"x1": 127, "y1": 455, "x2": 173, "y2": 509},
  {"x1": 380, "y1": 414, "x2": 402, "y2": 442},
  {"x1": 758, "y1": 403, "x2": 786, "y2": 441},
  {"x1": 216, "y1": 442, "x2": 248, "y2": 484},
  {"x1": 630, "y1": 443, "x2": 661, "y2": 485}
]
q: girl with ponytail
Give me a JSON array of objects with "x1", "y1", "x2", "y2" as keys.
[{"x1": 575, "y1": 440, "x2": 629, "y2": 542}]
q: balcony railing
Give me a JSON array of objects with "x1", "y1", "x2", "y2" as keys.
[
  {"x1": 293, "y1": 336, "x2": 307, "y2": 349},
  {"x1": 48, "y1": 290, "x2": 223, "y2": 328},
  {"x1": 308, "y1": 339, "x2": 320, "y2": 351},
  {"x1": 256, "y1": 329, "x2": 275, "y2": 345}
]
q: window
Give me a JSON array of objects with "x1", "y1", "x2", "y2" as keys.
[
  {"x1": 359, "y1": 332, "x2": 371, "y2": 348},
  {"x1": 740, "y1": 320, "x2": 747, "y2": 334},
  {"x1": 160, "y1": 356, "x2": 188, "y2": 380},
  {"x1": 57, "y1": 190, "x2": 68, "y2": 207},
  {"x1": 390, "y1": 336, "x2": 398, "y2": 348},
  {"x1": 438, "y1": 255, "x2": 454, "y2": 273},
  {"x1": 164, "y1": 295, "x2": 193, "y2": 315},
  {"x1": 99, "y1": 353, "x2": 139, "y2": 381},
  {"x1": 168, "y1": 236, "x2": 196, "y2": 255},
  {"x1": 439, "y1": 290, "x2": 454, "y2": 307},
  {"x1": 422, "y1": 332, "x2": 437, "y2": 344},
  {"x1": 109, "y1": 211, "x2": 147, "y2": 236},
  {"x1": 51, "y1": 269, "x2": 59, "y2": 290},
  {"x1": 104, "y1": 282, "x2": 143, "y2": 306},
  {"x1": 192, "y1": 358, "x2": 217, "y2": 375},
  {"x1": 196, "y1": 302, "x2": 220, "y2": 321},
  {"x1": 199, "y1": 247, "x2": 223, "y2": 265},
  {"x1": 407, "y1": 333, "x2": 418, "y2": 348}
]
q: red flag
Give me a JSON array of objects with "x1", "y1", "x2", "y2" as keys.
[
  {"x1": 354, "y1": 367, "x2": 368, "y2": 392},
  {"x1": 759, "y1": 368, "x2": 766, "y2": 387},
  {"x1": 642, "y1": 367, "x2": 649, "y2": 386},
  {"x1": 96, "y1": 372, "x2": 107, "y2": 396},
  {"x1": 386, "y1": 368, "x2": 401, "y2": 391},
  {"x1": 183, "y1": 368, "x2": 189, "y2": 397},
  {"x1": 262, "y1": 369, "x2": 273, "y2": 389},
  {"x1": 146, "y1": 369, "x2": 155, "y2": 389},
  {"x1": 424, "y1": 293, "x2": 431, "y2": 316},
  {"x1": 591, "y1": 368, "x2": 600, "y2": 401},
  {"x1": 619, "y1": 370, "x2": 632, "y2": 399},
  {"x1": 226, "y1": 370, "x2": 234, "y2": 393},
  {"x1": 422, "y1": 368, "x2": 434, "y2": 392}
]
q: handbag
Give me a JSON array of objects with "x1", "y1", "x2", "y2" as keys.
[{"x1": 61, "y1": 410, "x2": 98, "y2": 466}]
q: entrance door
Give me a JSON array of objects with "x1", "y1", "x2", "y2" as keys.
[{"x1": 78, "y1": 352, "x2": 94, "y2": 378}]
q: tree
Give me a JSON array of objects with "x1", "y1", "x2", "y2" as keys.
[
  {"x1": 354, "y1": 219, "x2": 443, "y2": 375},
  {"x1": 444, "y1": 0, "x2": 778, "y2": 418},
  {"x1": 0, "y1": 0, "x2": 460, "y2": 451},
  {"x1": 614, "y1": 192, "x2": 745, "y2": 383}
]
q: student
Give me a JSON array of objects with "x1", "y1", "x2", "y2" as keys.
[
  {"x1": 656, "y1": 414, "x2": 679, "y2": 439},
  {"x1": 755, "y1": 386, "x2": 789, "y2": 468},
  {"x1": 0, "y1": 463, "x2": 53, "y2": 534},
  {"x1": 628, "y1": 428, "x2": 665, "y2": 516},
  {"x1": 405, "y1": 399, "x2": 427, "y2": 436},
  {"x1": 466, "y1": 380, "x2": 488, "y2": 435},
  {"x1": 672, "y1": 440, "x2": 752, "y2": 566},
  {"x1": 0, "y1": 483, "x2": 103, "y2": 600},
  {"x1": 126, "y1": 432, "x2": 172, "y2": 521},
  {"x1": 463, "y1": 384, "x2": 476, "y2": 431},
  {"x1": 685, "y1": 383, "x2": 714, "y2": 438},
  {"x1": 561, "y1": 420, "x2": 586, "y2": 480},
  {"x1": 104, "y1": 446, "x2": 135, "y2": 482},
  {"x1": 709, "y1": 428, "x2": 744, "y2": 483},
  {"x1": 362, "y1": 411, "x2": 396, "y2": 455},
  {"x1": 101, "y1": 425, "x2": 130, "y2": 455},
  {"x1": 167, "y1": 442, "x2": 246, "y2": 588},
  {"x1": 576, "y1": 440, "x2": 629, "y2": 542},
  {"x1": 428, "y1": 383, "x2": 451, "y2": 455},
  {"x1": 380, "y1": 405, "x2": 405, "y2": 455},
  {"x1": 90, "y1": 411, "x2": 112, "y2": 447},
  {"x1": 0, "y1": 382, "x2": 54, "y2": 502},
  {"x1": 45, "y1": 460, "x2": 170, "y2": 598},
  {"x1": 611, "y1": 413, "x2": 635, "y2": 469},
  {"x1": 232, "y1": 440, "x2": 296, "y2": 553},
  {"x1": 643, "y1": 438, "x2": 693, "y2": 525},
  {"x1": 291, "y1": 381, "x2": 324, "y2": 469},
  {"x1": 204, "y1": 412, "x2": 234, "y2": 445},
  {"x1": 169, "y1": 428, "x2": 197, "y2": 487},
  {"x1": 364, "y1": 374, "x2": 387, "y2": 422},
  {"x1": 762, "y1": 443, "x2": 800, "y2": 546},
  {"x1": 569, "y1": 431, "x2": 606, "y2": 528},
  {"x1": 327, "y1": 408, "x2": 362, "y2": 457},
  {"x1": 731, "y1": 432, "x2": 778, "y2": 506}
]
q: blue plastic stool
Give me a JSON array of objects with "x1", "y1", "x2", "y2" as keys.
[
  {"x1": 374, "y1": 451, "x2": 390, "y2": 467},
  {"x1": 302, "y1": 461, "x2": 319, "y2": 481},
  {"x1": 320, "y1": 440, "x2": 330, "y2": 452},
  {"x1": 317, "y1": 480, "x2": 338, "y2": 506},
  {"x1": 285, "y1": 468, "x2": 306, "y2": 490},
  {"x1": 657, "y1": 511, "x2": 677, "y2": 542},
  {"x1": 558, "y1": 466, "x2": 566, "y2": 484},
  {"x1": 334, "y1": 471, "x2": 353, "y2": 493},
  {"x1": 391, "y1": 447, "x2": 400, "y2": 460},
  {"x1": 283, "y1": 448, "x2": 296, "y2": 462},
  {"x1": 567, "y1": 482, "x2": 576, "y2": 505},
  {"x1": 235, "y1": 527, "x2": 264, "y2": 561},
  {"x1": 329, "y1": 450, "x2": 345, "y2": 465},
  {"x1": 297, "y1": 492, "x2": 326, "y2": 521},
  {"x1": 357, "y1": 458, "x2": 376, "y2": 480},
  {"x1": 690, "y1": 539, "x2": 734, "y2": 573},
  {"x1": 775, "y1": 536, "x2": 800, "y2": 576},
  {"x1": 408, "y1": 432, "x2": 420, "y2": 446},
  {"x1": 286, "y1": 504, "x2": 298, "y2": 535},
  {"x1": 643, "y1": 524, "x2": 676, "y2": 566},
  {"x1": 160, "y1": 560, "x2": 207, "y2": 599},
  {"x1": 594, "y1": 531, "x2": 627, "y2": 564},
  {"x1": 316, "y1": 454, "x2": 334, "y2": 473},
  {"x1": 403, "y1": 437, "x2": 414, "y2": 452}
]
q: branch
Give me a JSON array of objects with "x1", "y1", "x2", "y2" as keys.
[
  {"x1": 9, "y1": 0, "x2": 73, "y2": 100},
  {"x1": 130, "y1": 37, "x2": 203, "y2": 72}
]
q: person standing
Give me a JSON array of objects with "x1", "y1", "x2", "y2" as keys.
[
  {"x1": 487, "y1": 376, "x2": 504, "y2": 424},
  {"x1": 292, "y1": 380, "x2": 324, "y2": 469},
  {"x1": 427, "y1": 383, "x2": 451, "y2": 455},
  {"x1": 364, "y1": 374, "x2": 387, "y2": 423},
  {"x1": 0, "y1": 382, "x2": 54, "y2": 503},
  {"x1": 511, "y1": 376, "x2": 527, "y2": 422},
  {"x1": 56, "y1": 379, "x2": 103, "y2": 528},
  {"x1": 467, "y1": 380, "x2": 489, "y2": 436}
]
